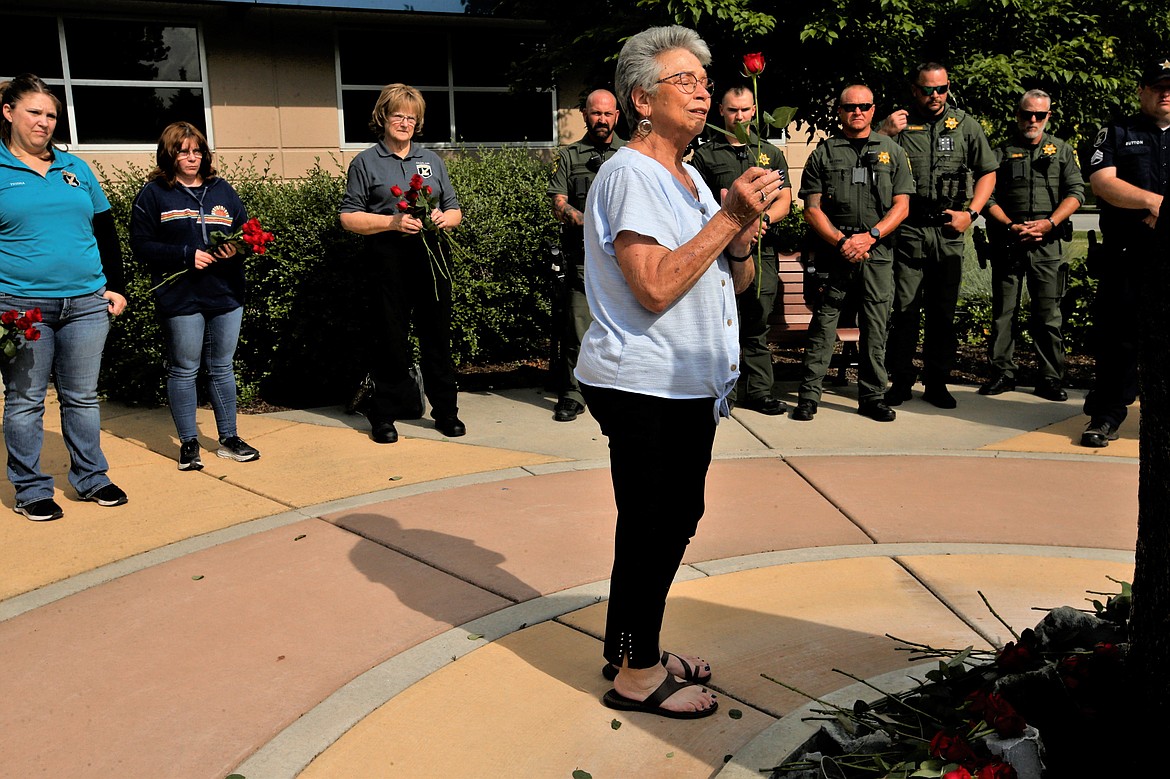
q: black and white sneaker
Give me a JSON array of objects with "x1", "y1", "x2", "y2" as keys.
[
  {"x1": 14, "y1": 498, "x2": 64, "y2": 521},
  {"x1": 178, "y1": 439, "x2": 204, "y2": 471},
  {"x1": 85, "y1": 484, "x2": 128, "y2": 507},
  {"x1": 217, "y1": 436, "x2": 260, "y2": 462}
]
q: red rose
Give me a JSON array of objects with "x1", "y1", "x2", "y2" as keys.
[
  {"x1": 1094, "y1": 642, "x2": 1121, "y2": 661},
  {"x1": 742, "y1": 52, "x2": 766, "y2": 76},
  {"x1": 943, "y1": 768, "x2": 972, "y2": 779},
  {"x1": 1, "y1": 310, "x2": 16, "y2": 325},
  {"x1": 255, "y1": 246, "x2": 266, "y2": 255},
  {"x1": 397, "y1": 200, "x2": 411, "y2": 211},
  {"x1": 967, "y1": 690, "x2": 1025, "y2": 738},
  {"x1": 425, "y1": 185, "x2": 433, "y2": 195},
  {"x1": 1059, "y1": 654, "x2": 1089, "y2": 688},
  {"x1": 976, "y1": 761, "x2": 1018, "y2": 779},
  {"x1": 24, "y1": 327, "x2": 40, "y2": 341},
  {"x1": 390, "y1": 184, "x2": 404, "y2": 197},
  {"x1": 996, "y1": 641, "x2": 1035, "y2": 673},
  {"x1": 28, "y1": 308, "x2": 42, "y2": 323},
  {"x1": 15, "y1": 316, "x2": 29, "y2": 330},
  {"x1": 410, "y1": 173, "x2": 424, "y2": 190},
  {"x1": 930, "y1": 731, "x2": 977, "y2": 763},
  {"x1": 406, "y1": 189, "x2": 419, "y2": 203}
]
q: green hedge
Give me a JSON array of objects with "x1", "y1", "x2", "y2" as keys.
[{"x1": 96, "y1": 148, "x2": 559, "y2": 408}]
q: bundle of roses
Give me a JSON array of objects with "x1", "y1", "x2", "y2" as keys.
[
  {"x1": 1, "y1": 308, "x2": 43, "y2": 360},
  {"x1": 390, "y1": 174, "x2": 469, "y2": 298},
  {"x1": 767, "y1": 579, "x2": 1130, "y2": 779},
  {"x1": 151, "y1": 218, "x2": 275, "y2": 293}
]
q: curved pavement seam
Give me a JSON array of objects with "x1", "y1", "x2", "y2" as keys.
[{"x1": 228, "y1": 542, "x2": 1131, "y2": 779}]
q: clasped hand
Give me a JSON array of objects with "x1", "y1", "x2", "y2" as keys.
[{"x1": 193, "y1": 242, "x2": 237, "y2": 270}]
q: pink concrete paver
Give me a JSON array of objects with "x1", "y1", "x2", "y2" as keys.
[
  {"x1": 0, "y1": 518, "x2": 508, "y2": 779},
  {"x1": 788, "y1": 456, "x2": 1138, "y2": 549}
]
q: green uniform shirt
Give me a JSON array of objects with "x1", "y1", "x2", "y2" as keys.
[
  {"x1": 894, "y1": 106, "x2": 996, "y2": 213},
  {"x1": 799, "y1": 132, "x2": 915, "y2": 242},
  {"x1": 987, "y1": 132, "x2": 1084, "y2": 221},
  {"x1": 690, "y1": 132, "x2": 790, "y2": 255},
  {"x1": 548, "y1": 135, "x2": 626, "y2": 213}
]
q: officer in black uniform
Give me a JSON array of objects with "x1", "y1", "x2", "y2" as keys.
[
  {"x1": 979, "y1": 89, "x2": 1084, "y2": 401},
  {"x1": 879, "y1": 62, "x2": 997, "y2": 409},
  {"x1": 691, "y1": 84, "x2": 792, "y2": 415},
  {"x1": 1079, "y1": 57, "x2": 1170, "y2": 447},
  {"x1": 793, "y1": 85, "x2": 914, "y2": 422},
  {"x1": 546, "y1": 89, "x2": 624, "y2": 422}
]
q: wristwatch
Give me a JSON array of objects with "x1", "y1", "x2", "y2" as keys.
[
  {"x1": 868, "y1": 227, "x2": 881, "y2": 240},
  {"x1": 968, "y1": 208, "x2": 980, "y2": 222}
]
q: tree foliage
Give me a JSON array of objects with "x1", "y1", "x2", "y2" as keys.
[{"x1": 470, "y1": 0, "x2": 1170, "y2": 145}]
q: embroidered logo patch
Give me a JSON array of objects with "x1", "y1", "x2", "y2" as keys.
[
  {"x1": 416, "y1": 163, "x2": 432, "y2": 178},
  {"x1": 61, "y1": 171, "x2": 79, "y2": 187},
  {"x1": 1090, "y1": 149, "x2": 1104, "y2": 165},
  {"x1": 1094, "y1": 127, "x2": 1108, "y2": 147}
]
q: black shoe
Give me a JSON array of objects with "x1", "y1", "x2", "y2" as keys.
[
  {"x1": 371, "y1": 422, "x2": 399, "y2": 444},
  {"x1": 85, "y1": 484, "x2": 128, "y2": 507},
  {"x1": 978, "y1": 375, "x2": 1016, "y2": 396},
  {"x1": 1080, "y1": 419, "x2": 1119, "y2": 448},
  {"x1": 884, "y1": 383, "x2": 913, "y2": 406},
  {"x1": 13, "y1": 498, "x2": 64, "y2": 521},
  {"x1": 791, "y1": 399, "x2": 817, "y2": 421},
  {"x1": 922, "y1": 384, "x2": 957, "y2": 409},
  {"x1": 1033, "y1": 379, "x2": 1068, "y2": 402},
  {"x1": 217, "y1": 436, "x2": 260, "y2": 462},
  {"x1": 741, "y1": 396, "x2": 788, "y2": 415},
  {"x1": 435, "y1": 415, "x2": 466, "y2": 437},
  {"x1": 858, "y1": 400, "x2": 896, "y2": 422},
  {"x1": 553, "y1": 397, "x2": 584, "y2": 422},
  {"x1": 178, "y1": 439, "x2": 203, "y2": 471}
]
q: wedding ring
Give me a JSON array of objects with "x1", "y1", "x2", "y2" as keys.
[{"x1": 759, "y1": 190, "x2": 766, "y2": 203}]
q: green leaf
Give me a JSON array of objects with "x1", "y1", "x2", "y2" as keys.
[
  {"x1": 728, "y1": 708, "x2": 743, "y2": 719},
  {"x1": 192, "y1": 575, "x2": 204, "y2": 580},
  {"x1": 467, "y1": 633, "x2": 484, "y2": 640},
  {"x1": 665, "y1": 752, "x2": 674, "y2": 758},
  {"x1": 762, "y1": 106, "x2": 798, "y2": 129},
  {"x1": 572, "y1": 771, "x2": 592, "y2": 779},
  {"x1": 610, "y1": 719, "x2": 621, "y2": 730}
]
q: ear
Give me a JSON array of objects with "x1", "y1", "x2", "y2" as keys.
[{"x1": 631, "y1": 86, "x2": 652, "y2": 120}]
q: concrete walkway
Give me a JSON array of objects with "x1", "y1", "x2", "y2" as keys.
[{"x1": 0, "y1": 380, "x2": 1137, "y2": 778}]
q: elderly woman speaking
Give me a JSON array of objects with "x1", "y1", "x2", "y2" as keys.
[{"x1": 578, "y1": 26, "x2": 783, "y2": 719}]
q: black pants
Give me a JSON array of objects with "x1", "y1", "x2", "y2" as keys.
[
  {"x1": 1084, "y1": 241, "x2": 1144, "y2": 428},
  {"x1": 582, "y1": 384, "x2": 716, "y2": 669},
  {"x1": 367, "y1": 245, "x2": 458, "y2": 425}
]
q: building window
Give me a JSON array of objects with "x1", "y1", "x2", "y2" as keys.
[
  {"x1": 0, "y1": 14, "x2": 209, "y2": 148},
  {"x1": 337, "y1": 27, "x2": 555, "y2": 147}
]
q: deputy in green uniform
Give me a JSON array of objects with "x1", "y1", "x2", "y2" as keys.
[
  {"x1": 547, "y1": 89, "x2": 624, "y2": 422},
  {"x1": 879, "y1": 62, "x2": 997, "y2": 409},
  {"x1": 691, "y1": 84, "x2": 792, "y2": 415},
  {"x1": 792, "y1": 85, "x2": 914, "y2": 423},
  {"x1": 979, "y1": 89, "x2": 1084, "y2": 402}
]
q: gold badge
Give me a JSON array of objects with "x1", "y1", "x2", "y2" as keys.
[
  {"x1": 1042, "y1": 143, "x2": 1057, "y2": 157},
  {"x1": 944, "y1": 116, "x2": 959, "y2": 131},
  {"x1": 877, "y1": 151, "x2": 890, "y2": 165},
  {"x1": 758, "y1": 152, "x2": 771, "y2": 166}
]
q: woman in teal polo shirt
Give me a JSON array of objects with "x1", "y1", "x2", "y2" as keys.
[{"x1": 0, "y1": 74, "x2": 128, "y2": 521}]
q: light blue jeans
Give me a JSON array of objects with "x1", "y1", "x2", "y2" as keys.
[
  {"x1": 163, "y1": 307, "x2": 242, "y2": 442},
  {"x1": 0, "y1": 289, "x2": 114, "y2": 505}
]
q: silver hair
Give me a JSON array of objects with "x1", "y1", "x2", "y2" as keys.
[
  {"x1": 615, "y1": 26, "x2": 711, "y2": 133},
  {"x1": 1020, "y1": 89, "x2": 1051, "y2": 108}
]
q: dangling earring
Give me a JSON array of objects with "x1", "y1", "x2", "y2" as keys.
[{"x1": 637, "y1": 118, "x2": 653, "y2": 136}]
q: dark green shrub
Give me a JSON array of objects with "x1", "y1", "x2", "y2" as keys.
[
  {"x1": 1060, "y1": 253, "x2": 1097, "y2": 353},
  {"x1": 96, "y1": 148, "x2": 558, "y2": 408}
]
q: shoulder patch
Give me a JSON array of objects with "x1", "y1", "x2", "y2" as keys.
[
  {"x1": 1090, "y1": 149, "x2": 1104, "y2": 166},
  {"x1": 1093, "y1": 127, "x2": 1108, "y2": 147}
]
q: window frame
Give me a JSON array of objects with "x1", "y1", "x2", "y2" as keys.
[
  {"x1": 2, "y1": 13, "x2": 212, "y2": 152},
  {"x1": 335, "y1": 26, "x2": 557, "y2": 150}
]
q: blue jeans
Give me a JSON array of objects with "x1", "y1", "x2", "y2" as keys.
[
  {"x1": 0, "y1": 289, "x2": 113, "y2": 505},
  {"x1": 163, "y1": 308, "x2": 243, "y2": 442}
]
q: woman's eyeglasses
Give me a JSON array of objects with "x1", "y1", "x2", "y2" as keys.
[
  {"x1": 656, "y1": 72, "x2": 714, "y2": 95},
  {"x1": 177, "y1": 150, "x2": 204, "y2": 159},
  {"x1": 389, "y1": 114, "x2": 418, "y2": 126}
]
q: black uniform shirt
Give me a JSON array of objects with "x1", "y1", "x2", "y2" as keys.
[{"x1": 1083, "y1": 113, "x2": 1170, "y2": 237}]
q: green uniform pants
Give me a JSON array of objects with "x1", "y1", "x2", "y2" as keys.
[
  {"x1": 988, "y1": 249, "x2": 1067, "y2": 382},
  {"x1": 556, "y1": 256, "x2": 593, "y2": 406},
  {"x1": 732, "y1": 250, "x2": 779, "y2": 403},
  {"x1": 799, "y1": 257, "x2": 894, "y2": 403},
  {"x1": 888, "y1": 224, "x2": 964, "y2": 387}
]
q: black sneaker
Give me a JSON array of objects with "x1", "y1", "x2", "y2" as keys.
[
  {"x1": 217, "y1": 436, "x2": 260, "y2": 462},
  {"x1": 178, "y1": 439, "x2": 204, "y2": 471},
  {"x1": 14, "y1": 498, "x2": 64, "y2": 521},
  {"x1": 1080, "y1": 420, "x2": 1119, "y2": 448},
  {"x1": 85, "y1": 484, "x2": 128, "y2": 507},
  {"x1": 553, "y1": 397, "x2": 584, "y2": 422}
]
